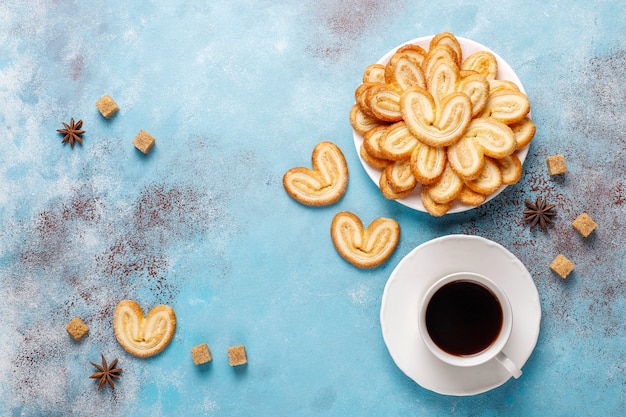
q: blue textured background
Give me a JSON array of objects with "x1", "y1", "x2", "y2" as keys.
[{"x1": 0, "y1": 1, "x2": 624, "y2": 416}]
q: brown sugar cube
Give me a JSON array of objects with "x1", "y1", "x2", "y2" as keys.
[
  {"x1": 66, "y1": 317, "x2": 89, "y2": 341},
  {"x1": 191, "y1": 343, "x2": 212, "y2": 365},
  {"x1": 546, "y1": 154, "x2": 567, "y2": 175},
  {"x1": 96, "y1": 94, "x2": 120, "y2": 119},
  {"x1": 550, "y1": 254, "x2": 575, "y2": 279},
  {"x1": 572, "y1": 212, "x2": 597, "y2": 237},
  {"x1": 227, "y1": 345, "x2": 247, "y2": 366},
  {"x1": 133, "y1": 130, "x2": 156, "y2": 154}
]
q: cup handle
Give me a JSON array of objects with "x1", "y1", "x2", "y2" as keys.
[{"x1": 495, "y1": 351, "x2": 522, "y2": 379}]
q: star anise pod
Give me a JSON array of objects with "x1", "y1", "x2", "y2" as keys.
[
  {"x1": 57, "y1": 118, "x2": 85, "y2": 148},
  {"x1": 89, "y1": 353, "x2": 122, "y2": 390},
  {"x1": 523, "y1": 197, "x2": 556, "y2": 232}
]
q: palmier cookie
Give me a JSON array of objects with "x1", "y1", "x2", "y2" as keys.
[
  {"x1": 457, "y1": 72, "x2": 490, "y2": 117},
  {"x1": 384, "y1": 50, "x2": 426, "y2": 91},
  {"x1": 465, "y1": 157, "x2": 502, "y2": 195},
  {"x1": 283, "y1": 141, "x2": 348, "y2": 206},
  {"x1": 401, "y1": 87, "x2": 472, "y2": 147},
  {"x1": 384, "y1": 159, "x2": 417, "y2": 193},
  {"x1": 480, "y1": 90, "x2": 530, "y2": 124},
  {"x1": 330, "y1": 211, "x2": 400, "y2": 268},
  {"x1": 362, "y1": 125, "x2": 388, "y2": 160},
  {"x1": 410, "y1": 140, "x2": 446, "y2": 185},
  {"x1": 350, "y1": 104, "x2": 385, "y2": 136},
  {"x1": 461, "y1": 50, "x2": 498, "y2": 81},
  {"x1": 366, "y1": 84, "x2": 403, "y2": 122},
  {"x1": 359, "y1": 144, "x2": 388, "y2": 169},
  {"x1": 427, "y1": 163, "x2": 463, "y2": 204},
  {"x1": 379, "y1": 169, "x2": 413, "y2": 200},
  {"x1": 426, "y1": 56, "x2": 459, "y2": 105},
  {"x1": 495, "y1": 153, "x2": 523, "y2": 185},
  {"x1": 114, "y1": 300, "x2": 176, "y2": 358},
  {"x1": 379, "y1": 121, "x2": 419, "y2": 161},
  {"x1": 421, "y1": 186, "x2": 452, "y2": 217},
  {"x1": 395, "y1": 44, "x2": 427, "y2": 68},
  {"x1": 447, "y1": 117, "x2": 516, "y2": 180},
  {"x1": 429, "y1": 32, "x2": 462, "y2": 65},
  {"x1": 362, "y1": 63, "x2": 385, "y2": 84},
  {"x1": 457, "y1": 185, "x2": 487, "y2": 206},
  {"x1": 509, "y1": 117, "x2": 536, "y2": 150}
]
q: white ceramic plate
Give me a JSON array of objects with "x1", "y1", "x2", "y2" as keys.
[
  {"x1": 352, "y1": 36, "x2": 530, "y2": 214},
  {"x1": 380, "y1": 234, "x2": 541, "y2": 396}
]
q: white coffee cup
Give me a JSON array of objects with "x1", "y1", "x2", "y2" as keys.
[{"x1": 418, "y1": 272, "x2": 522, "y2": 378}]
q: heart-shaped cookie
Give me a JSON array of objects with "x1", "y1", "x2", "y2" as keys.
[
  {"x1": 423, "y1": 45, "x2": 460, "y2": 80},
  {"x1": 384, "y1": 158, "x2": 417, "y2": 193},
  {"x1": 427, "y1": 163, "x2": 463, "y2": 204},
  {"x1": 362, "y1": 125, "x2": 389, "y2": 160},
  {"x1": 360, "y1": 143, "x2": 389, "y2": 169},
  {"x1": 283, "y1": 141, "x2": 348, "y2": 206},
  {"x1": 461, "y1": 50, "x2": 498, "y2": 81},
  {"x1": 465, "y1": 157, "x2": 503, "y2": 195},
  {"x1": 384, "y1": 50, "x2": 426, "y2": 91},
  {"x1": 447, "y1": 117, "x2": 516, "y2": 179},
  {"x1": 401, "y1": 87, "x2": 472, "y2": 147},
  {"x1": 495, "y1": 153, "x2": 522, "y2": 185},
  {"x1": 379, "y1": 121, "x2": 420, "y2": 161},
  {"x1": 354, "y1": 82, "x2": 378, "y2": 118},
  {"x1": 367, "y1": 84, "x2": 403, "y2": 122},
  {"x1": 456, "y1": 72, "x2": 490, "y2": 117},
  {"x1": 426, "y1": 57, "x2": 459, "y2": 105},
  {"x1": 379, "y1": 169, "x2": 413, "y2": 200},
  {"x1": 421, "y1": 186, "x2": 452, "y2": 217},
  {"x1": 349, "y1": 104, "x2": 385, "y2": 136},
  {"x1": 362, "y1": 63, "x2": 386, "y2": 84},
  {"x1": 330, "y1": 211, "x2": 400, "y2": 268},
  {"x1": 395, "y1": 44, "x2": 427, "y2": 68},
  {"x1": 113, "y1": 300, "x2": 177, "y2": 358},
  {"x1": 479, "y1": 90, "x2": 530, "y2": 124},
  {"x1": 509, "y1": 117, "x2": 536, "y2": 150},
  {"x1": 410, "y1": 140, "x2": 447, "y2": 185},
  {"x1": 429, "y1": 32, "x2": 462, "y2": 65}
]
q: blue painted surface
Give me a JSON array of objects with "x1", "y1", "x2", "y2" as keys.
[{"x1": 0, "y1": 1, "x2": 624, "y2": 416}]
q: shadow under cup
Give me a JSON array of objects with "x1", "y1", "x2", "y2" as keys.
[{"x1": 418, "y1": 272, "x2": 522, "y2": 378}]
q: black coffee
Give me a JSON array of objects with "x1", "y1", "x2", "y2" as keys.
[{"x1": 425, "y1": 280, "x2": 503, "y2": 356}]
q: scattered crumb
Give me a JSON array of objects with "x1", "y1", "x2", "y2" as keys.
[
  {"x1": 133, "y1": 130, "x2": 156, "y2": 154},
  {"x1": 96, "y1": 94, "x2": 120, "y2": 119},
  {"x1": 66, "y1": 317, "x2": 89, "y2": 341},
  {"x1": 227, "y1": 345, "x2": 247, "y2": 366},
  {"x1": 572, "y1": 212, "x2": 597, "y2": 237},
  {"x1": 549, "y1": 254, "x2": 575, "y2": 279},
  {"x1": 191, "y1": 343, "x2": 212, "y2": 365},
  {"x1": 546, "y1": 154, "x2": 567, "y2": 175}
]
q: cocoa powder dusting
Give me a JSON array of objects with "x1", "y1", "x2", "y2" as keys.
[
  {"x1": 6, "y1": 180, "x2": 231, "y2": 409},
  {"x1": 306, "y1": 0, "x2": 403, "y2": 61},
  {"x1": 71, "y1": 55, "x2": 83, "y2": 80},
  {"x1": 610, "y1": 182, "x2": 625, "y2": 206}
]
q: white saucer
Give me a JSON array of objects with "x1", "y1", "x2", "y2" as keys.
[
  {"x1": 352, "y1": 35, "x2": 531, "y2": 214},
  {"x1": 380, "y1": 234, "x2": 541, "y2": 396}
]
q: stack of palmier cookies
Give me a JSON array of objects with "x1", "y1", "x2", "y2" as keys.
[{"x1": 350, "y1": 32, "x2": 535, "y2": 216}]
